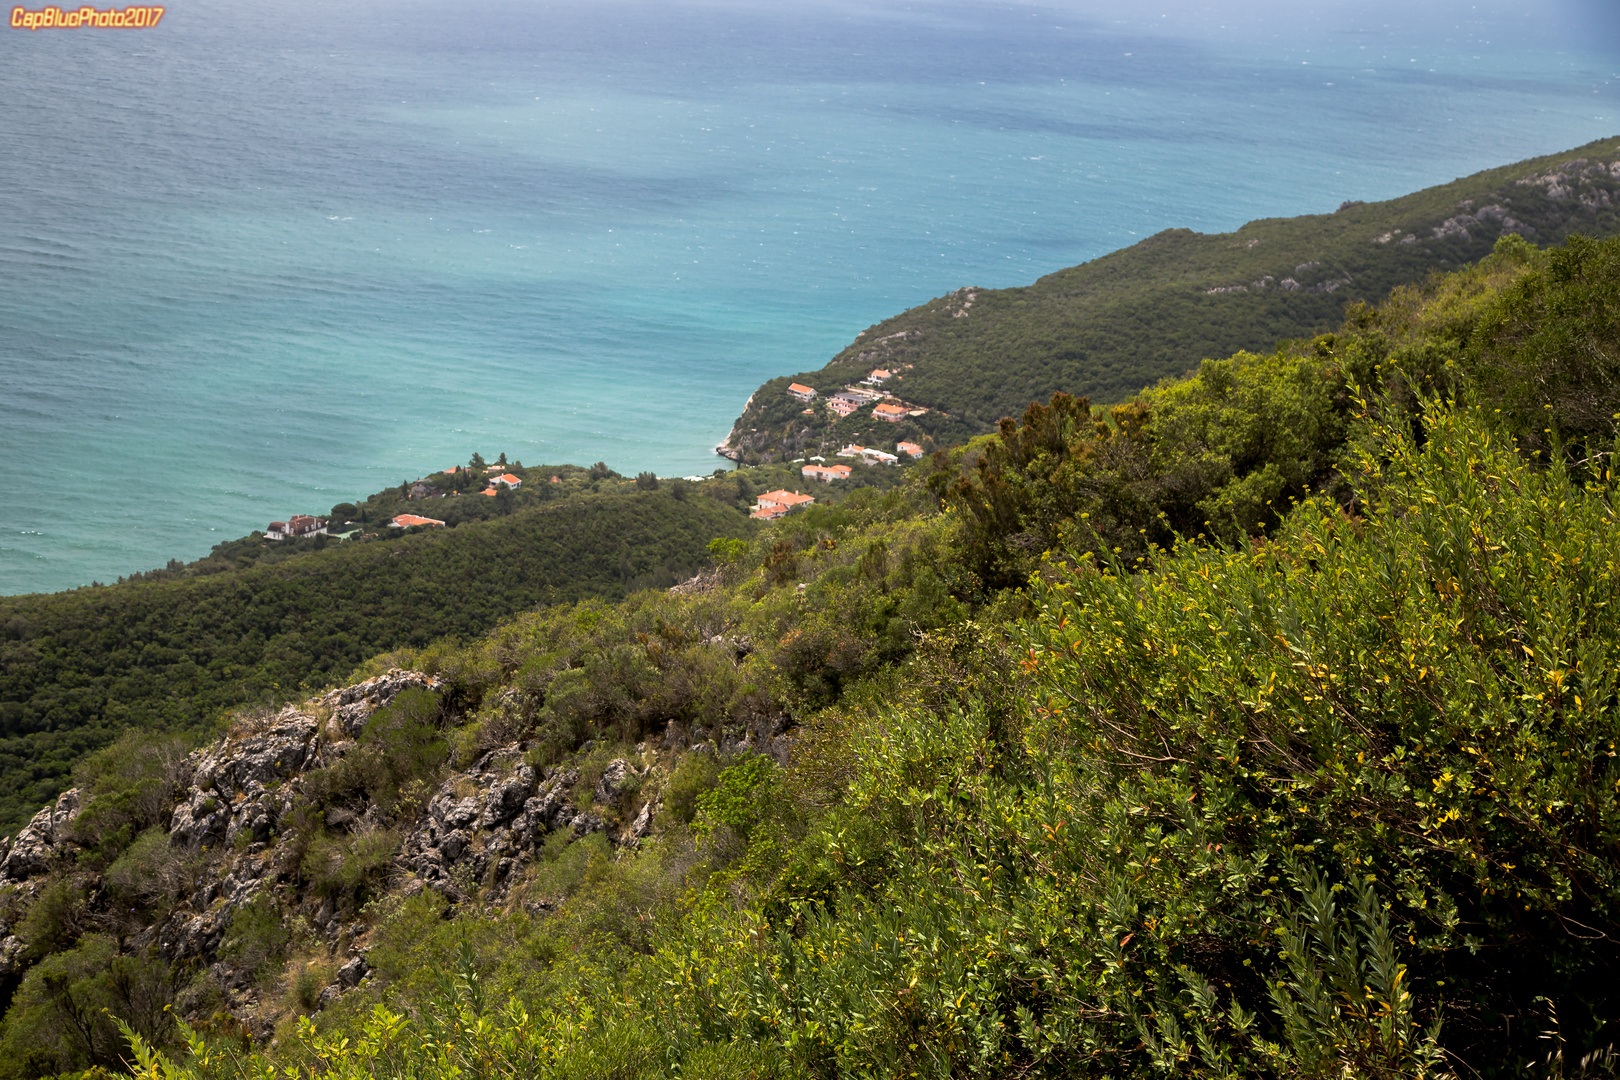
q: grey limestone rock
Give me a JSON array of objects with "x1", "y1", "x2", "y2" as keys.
[
  {"x1": 316, "y1": 669, "x2": 444, "y2": 737},
  {"x1": 483, "y1": 765, "x2": 536, "y2": 824},
  {"x1": 433, "y1": 793, "x2": 483, "y2": 832},
  {"x1": 193, "y1": 711, "x2": 317, "y2": 795},
  {"x1": 169, "y1": 788, "x2": 228, "y2": 849},
  {"x1": 594, "y1": 759, "x2": 634, "y2": 804},
  {"x1": 438, "y1": 829, "x2": 470, "y2": 862},
  {"x1": 0, "y1": 935, "x2": 25, "y2": 980},
  {"x1": 336, "y1": 954, "x2": 369, "y2": 988},
  {"x1": 571, "y1": 812, "x2": 606, "y2": 838},
  {"x1": 625, "y1": 800, "x2": 655, "y2": 845},
  {"x1": 0, "y1": 788, "x2": 82, "y2": 883}
]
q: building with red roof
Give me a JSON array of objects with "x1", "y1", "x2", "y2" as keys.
[
  {"x1": 751, "y1": 489, "x2": 816, "y2": 519},
  {"x1": 802, "y1": 463, "x2": 852, "y2": 483}
]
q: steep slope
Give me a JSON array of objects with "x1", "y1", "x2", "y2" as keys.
[{"x1": 721, "y1": 136, "x2": 1620, "y2": 464}]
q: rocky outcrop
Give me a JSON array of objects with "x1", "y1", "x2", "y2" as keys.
[
  {"x1": 0, "y1": 666, "x2": 683, "y2": 1029},
  {"x1": 158, "y1": 851, "x2": 276, "y2": 962},
  {"x1": 0, "y1": 934, "x2": 26, "y2": 982},
  {"x1": 169, "y1": 669, "x2": 442, "y2": 852},
  {"x1": 396, "y1": 750, "x2": 650, "y2": 897},
  {"x1": 0, "y1": 788, "x2": 82, "y2": 884}
]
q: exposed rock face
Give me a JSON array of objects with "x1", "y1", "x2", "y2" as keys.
[
  {"x1": 594, "y1": 759, "x2": 633, "y2": 803},
  {"x1": 168, "y1": 669, "x2": 444, "y2": 853},
  {"x1": 0, "y1": 934, "x2": 26, "y2": 982},
  {"x1": 0, "y1": 666, "x2": 683, "y2": 1027},
  {"x1": 669, "y1": 567, "x2": 724, "y2": 597},
  {"x1": 336, "y1": 954, "x2": 368, "y2": 988},
  {"x1": 0, "y1": 788, "x2": 83, "y2": 884},
  {"x1": 320, "y1": 668, "x2": 440, "y2": 737},
  {"x1": 159, "y1": 852, "x2": 276, "y2": 962},
  {"x1": 396, "y1": 749, "x2": 641, "y2": 897}
]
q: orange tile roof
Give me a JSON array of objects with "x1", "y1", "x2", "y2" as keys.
[
  {"x1": 758, "y1": 489, "x2": 816, "y2": 507},
  {"x1": 391, "y1": 514, "x2": 446, "y2": 527}
]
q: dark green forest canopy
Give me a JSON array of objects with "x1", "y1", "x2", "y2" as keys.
[
  {"x1": 0, "y1": 486, "x2": 753, "y2": 832},
  {"x1": 724, "y1": 136, "x2": 1620, "y2": 464}
]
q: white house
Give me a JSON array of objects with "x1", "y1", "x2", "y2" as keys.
[
  {"x1": 803, "y1": 464, "x2": 852, "y2": 482},
  {"x1": 265, "y1": 514, "x2": 327, "y2": 541}
]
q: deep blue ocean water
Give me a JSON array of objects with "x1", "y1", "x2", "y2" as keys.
[{"x1": 2, "y1": 0, "x2": 1618, "y2": 595}]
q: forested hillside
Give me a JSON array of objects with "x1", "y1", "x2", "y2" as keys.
[
  {"x1": 722, "y1": 136, "x2": 1620, "y2": 465},
  {"x1": 4, "y1": 234, "x2": 1619, "y2": 1079}
]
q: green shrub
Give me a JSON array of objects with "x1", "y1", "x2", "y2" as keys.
[
  {"x1": 300, "y1": 827, "x2": 401, "y2": 903},
  {"x1": 14, "y1": 878, "x2": 90, "y2": 963},
  {"x1": 660, "y1": 752, "x2": 721, "y2": 826},
  {"x1": 219, "y1": 893, "x2": 292, "y2": 988},
  {"x1": 526, "y1": 832, "x2": 613, "y2": 903},
  {"x1": 300, "y1": 688, "x2": 446, "y2": 822},
  {"x1": 103, "y1": 827, "x2": 196, "y2": 918},
  {"x1": 68, "y1": 733, "x2": 191, "y2": 868},
  {"x1": 0, "y1": 935, "x2": 175, "y2": 1078},
  {"x1": 692, "y1": 753, "x2": 779, "y2": 844},
  {"x1": 286, "y1": 958, "x2": 335, "y2": 1016}
]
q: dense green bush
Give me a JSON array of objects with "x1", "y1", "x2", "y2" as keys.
[
  {"x1": 0, "y1": 936, "x2": 176, "y2": 1079},
  {"x1": 219, "y1": 894, "x2": 293, "y2": 991}
]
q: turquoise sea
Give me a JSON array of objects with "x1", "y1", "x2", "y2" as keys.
[{"x1": 2, "y1": 0, "x2": 1618, "y2": 595}]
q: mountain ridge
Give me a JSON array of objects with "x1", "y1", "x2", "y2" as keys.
[{"x1": 719, "y1": 135, "x2": 1620, "y2": 464}]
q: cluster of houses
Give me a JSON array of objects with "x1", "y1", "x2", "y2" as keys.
[
  {"x1": 480, "y1": 472, "x2": 522, "y2": 497},
  {"x1": 391, "y1": 466, "x2": 523, "y2": 527},
  {"x1": 787, "y1": 370, "x2": 928, "y2": 423},
  {"x1": 269, "y1": 464, "x2": 525, "y2": 540},
  {"x1": 796, "y1": 440, "x2": 925, "y2": 484},
  {"x1": 802, "y1": 463, "x2": 852, "y2": 482},
  {"x1": 414, "y1": 466, "x2": 523, "y2": 499}
]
